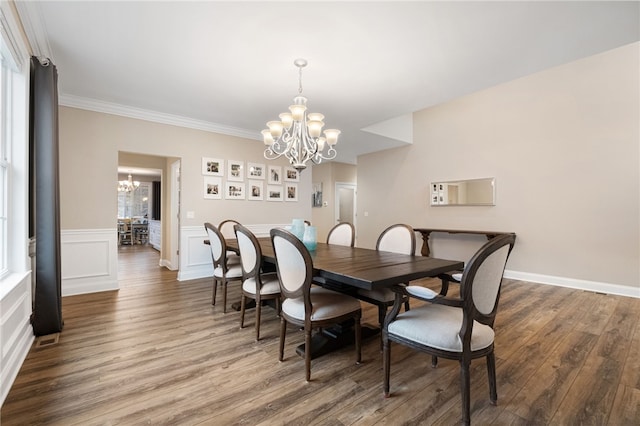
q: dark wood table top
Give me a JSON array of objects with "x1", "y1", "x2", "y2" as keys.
[{"x1": 228, "y1": 238, "x2": 464, "y2": 291}]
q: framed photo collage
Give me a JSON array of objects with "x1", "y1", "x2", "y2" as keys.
[{"x1": 202, "y1": 157, "x2": 299, "y2": 202}]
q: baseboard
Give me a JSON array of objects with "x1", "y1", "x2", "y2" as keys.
[{"x1": 504, "y1": 270, "x2": 640, "y2": 299}]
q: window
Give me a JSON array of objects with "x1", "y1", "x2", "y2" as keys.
[
  {"x1": 0, "y1": 7, "x2": 29, "y2": 281},
  {"x1": 118, "y1": 182, "x2": 151, "y2": 219},
  {"x1": 0, "y1": 58, "x2": 7, "y2": 275}
]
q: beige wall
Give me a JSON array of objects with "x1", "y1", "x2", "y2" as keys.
[
  {"x1": 311, "y1": 162, "x2": 357, "y2": 242},
  {"x1": 356, "y1": 43, "x2": 639, "y2": 290},
  {"x1": 59, "y1": 107, "x2": 311, "y2": 235}
]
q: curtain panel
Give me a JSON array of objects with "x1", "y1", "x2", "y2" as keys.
[{"x1": 29, "y1": 56, "x2": 63, "y2": 336}]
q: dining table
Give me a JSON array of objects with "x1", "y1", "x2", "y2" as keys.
[{"x1": 225, "y1": 237, "x2": 464, "y2": 359}]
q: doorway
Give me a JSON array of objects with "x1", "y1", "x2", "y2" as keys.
[{"x1": 335, "y1": 182, "x2": 356, "y2": 238}]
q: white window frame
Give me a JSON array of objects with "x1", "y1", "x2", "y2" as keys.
[{"x1": 0, "y1": 4, "x2": 30, "y2": 286}]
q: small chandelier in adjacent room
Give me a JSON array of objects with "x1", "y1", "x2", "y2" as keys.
[
  {"x1": 117, "y1": 173, "x2": 140, "y2": 192},
  {"x1": 262, "y1": 58, "x2": 340, "y2": 171}
]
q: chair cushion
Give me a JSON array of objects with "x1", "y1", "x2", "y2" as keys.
[
  {"x1": 282, "y1": 287, "x2": 360, "y2": 322},
  {"x1": 357, "y1": 287, "x2": 395, "y2": 303},
  {"x1": 242, "y1": 273, "x2": 280, "y2": 296},
  {"x1": 387, "y1": 303, "x2": 494, "y2": 352},
  {"x1": 214, "y1": 264, "x2": 243, "y2": 279},
  {"x1": 452, "y1": 273, "x2": 462, "y2": 282},
  {"x1": 405, "y1": 286, "x2": 437, "y2": 299}
]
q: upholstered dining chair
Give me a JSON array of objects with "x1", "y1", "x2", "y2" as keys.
[
  {"x1": 234, "y1": 224, "x2": 281, "y2": 340},
  {"x1": 326, "y1": 222, "x2": 355, "y2": 247},
  {"x1": 270, "y1": 228, "x2": 362, "y2": 382},
  {"x1": 383, "y1": 233, "x2": 516, "y2": 425},
  {"x1": 356, "y1": 223, "x2": 414, "y2": 327},
  {"x1": 218, "y1": 219, "x2": 241, "y2": 265},
  {"x1": 204, "y1": 222, "x2": 243, "y2": 313}
]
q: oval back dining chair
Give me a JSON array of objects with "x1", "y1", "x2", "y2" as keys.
[
  {"x1": 357, "y1": 224, "x2": 415, "y2": 327},
  {"x1": 383, "y1": 233, "x2": 516, "y2": 425},
  {"x1": 234, "y1": 224, "x2": 281, "y2": 341},
  {"x1": 326, "y1": 222, "x2": 355, "y2": 247},
  {"x1": 218, "y1": 219, "x2": 241, "y2": 265},
  {"x1": 204, "y1": 222, "x2": 243, "y2": 313},
  {"x1": 270, "y1": 227, "x2": 362, "y2": 382}
]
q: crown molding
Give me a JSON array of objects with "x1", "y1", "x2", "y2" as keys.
[
  {"x1": 13, "y1": 0, "x2": 51, "y2": 60},
  {"x1": 59, "y1": 94, "x2": 261, "y2": 141}
]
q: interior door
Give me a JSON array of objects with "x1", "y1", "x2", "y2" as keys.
[{"x1": 335, "y1": 182, "x2": 356, "y2": 229}]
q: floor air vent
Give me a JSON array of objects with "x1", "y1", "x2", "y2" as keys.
[{"x1": 35, "y1": 333, "x2": 60, "y2": 348}]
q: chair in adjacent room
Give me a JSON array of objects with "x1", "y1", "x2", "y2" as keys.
[
  {"x1": 383, "y1": 233, "x2": 516, "y2": 425},
  {"x1": 356, "y1": 223, "x2": 414, "y2": 328},
  {"x1": 218, "y1": 219, "x2": 242, "y2": 265},
  {"x1": 234, "y1": 224, "x2": 281, "y2": 341},
  {"x1": 204, "y1": 222, "x2": 243, "y2": 313},
  {"x1": 270, "y1": 228, "x2": 362, "y2": 382}
]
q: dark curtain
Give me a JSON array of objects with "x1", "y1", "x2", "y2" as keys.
[
  {"x1": 152, "y1": 181, "x2": 161, "y2": 220},
  {"x1": 29, "y1": 56, "x2": 63, "y2": 336}
]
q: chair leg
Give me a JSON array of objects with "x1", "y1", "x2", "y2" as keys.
[
  {"x1": 239, "y1": 295, "x2": 246, "y2": 328},
  {"x1": 355, "y1": 314, "x2": 361, "y2": 364},
  {"x1": 279, "y1": 317, "x2": 286, "y2": 362},
  {"x1": 222, "y1": 280, "x2": 228, "y2": 313},
  {"x1": 305, "y1": 327, "x2": 312, "y2": 382},
  {"x1": 383, "y1": 336, "x2": 391, "y2": 397},
  {"x1": 460, "y1": 358, "x2": 471, "y2": 426},
  {"x1": 403, "y1": 297, "x2": 410, "y2": 312},
  {"x1": 487, "y1": 352, "x2": 498, "y2": 405},
  {"x1": 255, "y1": 298, "x2": 262, "y2": 341},
  {"x1": 212, "y1": 278, "x2": 218, "y2": 305},
  {"x1": 431, "y1": 355, "x2": 438, "y2": 368}
]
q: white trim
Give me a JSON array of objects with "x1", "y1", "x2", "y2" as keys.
[
  {"x1": 504, "y1": 270, "x2": 640, "y2": 299},
  {"x1": 59, "y1": 94, "x2": 261, "y2": 141},
  {"x1": 177, "y1": 224, "x2": 289, "y2": 281},
  {"x1": 0, "y1": 271, "x2": 33, "y2": 406},
  {"x1": 12, "y1": 0, "x2": 51, "y2": 60},
  {"x1": 61, "y1": 229, "x2": 119, "y2": 296}
]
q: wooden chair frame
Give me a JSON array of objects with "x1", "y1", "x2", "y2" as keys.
[
  {"x1": 235, "y1": 224, "x2": 281, "y2": 341},
  {"x1": 383, "y1": 233, "x2": 516, "y2": 425},
  {"x1": 270, "y1": 228, "x2": 362, "y2": 381},
  {"x1": 204, "y1": 222, "x2": 242, "y2": 313}
]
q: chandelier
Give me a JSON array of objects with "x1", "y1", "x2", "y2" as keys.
[
  {"x1": 262, "y1": 58, "x2": 340, "y2": 171},
  {"x1": 117, "y1": 174, "x2": 140, "y2": 192}
]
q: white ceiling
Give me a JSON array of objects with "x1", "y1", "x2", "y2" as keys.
[{"x1": 17, "y1": 1, "x2": 640, "y2": 164}]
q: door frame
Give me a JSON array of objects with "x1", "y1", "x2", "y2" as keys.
[{"x1": 334, "y1": 182, "x2": 357, "y2": 236}]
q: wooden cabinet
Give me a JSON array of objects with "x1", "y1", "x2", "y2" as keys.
[{"x1": 149, "y1": 220, "x2": 161, "y2": 251}]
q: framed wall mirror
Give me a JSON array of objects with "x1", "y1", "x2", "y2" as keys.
[{"x1": 430, "y1": 177, "x2": 495, "y2": 206}]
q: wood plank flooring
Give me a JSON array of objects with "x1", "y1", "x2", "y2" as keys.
[{"x1": 2, "y1": 245, "x2": 639, "y2": 425}]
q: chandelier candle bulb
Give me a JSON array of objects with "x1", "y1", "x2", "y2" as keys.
[
  {"x1": 289, "y1": 103, "x2": 307, "y2": 121},
  {"x1": 307, "y1": 120, "x2": 324, "y2": 138},
  {"x1": 324, "y1": 129, "x2": 341, "y2": 146},
  {"x1": 279, "y1": 113, "x2": 293, "y2": 129},
  {"x1": 261, "y1": 129, "x2": 274, "y2": 145},
  {"x1": 267, "y1": 121, "x2": 283, "y2": 138}
]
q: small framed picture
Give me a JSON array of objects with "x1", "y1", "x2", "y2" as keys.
[
  {"x1": 225, "y1": 181, "x2": 245, "y2": 200},
  {"x1": 202, "y1": 157, "x2": 224, "y2": 176},
  {"x1": 267, "y1": 184, "x2": 283, "y2": 201},
  {"x1": 268, "y1": 165, "x2": 282, "y2": 184},
  {"x1": 285, "y1": 183, "x2": 298, "y2": 202},
  {"x1": 248, "y1": 180, "x2": 263, "y2": 201},
  {"x1": 247, "y1": 162, "x2": 266, "y2": 180},
  {"x1": 227, "y1": 160, "x2": 244, "y2": 182},
  {"x1": 203, "y1": 176, "x2": 222, "y2": 199},
  {"x1": 284, "y1": 166, "x2": 300, "y2": 182}
]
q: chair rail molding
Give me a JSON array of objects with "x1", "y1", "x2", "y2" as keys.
[
  {"x1": 61, "y1": 229, "x2": 119, "y2": 296},
  {"x1": 178, "y1": 224, "x2": 289, "y2": 282}
]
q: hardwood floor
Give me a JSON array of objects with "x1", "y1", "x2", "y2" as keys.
[{"x1": 2, "y1": 245, "x2": 639, "y2": 425}]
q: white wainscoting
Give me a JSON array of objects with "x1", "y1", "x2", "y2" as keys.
[
  {"x1": 0, "y1": 272, "x2": 34, "y2": 406},
  {"x1": 61, "y1": 229, "x2": 119, "y2": 296},
  {"x1": 177, "y1": 224, "x2": 288, "y2": 282}
]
